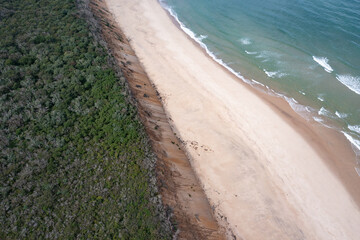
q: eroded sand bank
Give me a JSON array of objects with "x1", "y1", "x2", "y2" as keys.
[{"x1": 106, "y1": 0, "x2": 360, "y2": 239}]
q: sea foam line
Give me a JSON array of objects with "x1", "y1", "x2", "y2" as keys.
[
  {"x1": 159, "y1": 1, "x2": 360, "y2": 159},
  {"x1": 160, "y1": 1, "x2": 322, "y2": 122},
  {"x1": 159, "y1": 3, "x2": 250, "y2": 83},
  {"x1": 318, "y1": 107, "x2": 340, "y2": 120},
  {"x1": 251, "y1": 79, "x2": 265, "y2": 87},
  {"x1": 312, "y1": 56, "x2": 333, "y2": 73},
  {"x1": 342, "y1": 132, "x2": 360, "y2": 154}
]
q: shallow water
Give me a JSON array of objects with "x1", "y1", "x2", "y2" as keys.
[{"x1": 160, "y1": 0, "x2": 360, "y2": 157}]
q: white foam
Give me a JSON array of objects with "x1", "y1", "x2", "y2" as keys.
[
  {"x1": 317, "y1": 95, "x2": 325, "y2": 102},
  {"x1": 269, "y1": 91, "x2": 315, "y2": 121},
  {"x1": 348, "y1": 125, "x2": 360, "y2": 135},
  {"x1": 161, "y1": 2, "x2": 301, "y2": 118},
  {"x1": 251, "y1": 79, "x2": 265, "y2": 87},
  {"x1": 239, "y1": 38, "x2": 251, "y2": 45},
  {"x1": 335, "y1": 111, "x2": 348, "y2": 119},
  {"x1": 159, "y1": 2, "x2": 358, "y2": 153},
  {"x1": 263, "y1": 69, "x2": 287, "y2": 78},
  {"x1": 241, "y1": 78, "x2": 252, "y2": 84},
  {"x1": 312, "y1": 56, "x2": 333, "y2": 73},
  {"x1": 318, "y1": 107, "x2": 332, "y2": 117},
  {"x1": 342, "y1": 131, "x2": 360, "y2": 154},
  {"x1": 299, "y1": 91, "x2": 306, "y2": 95},
  {"x1": 245, "y1": 50, "x2": 257, "y2": 55},
  {"x1": 265, "y1": 86, "x2": 280, "y2": 97},
  {"x1": 264, "y1": 70, "x2": 278, "y2": 78},
  {"x1": 336, "y1": 74, "x2": 360, "y2": 95},
  {"x1": 198, "y1": 35, "x2": 207, "y2": 41},
  {"x1": 305, "y1": 106, "x2": 316, "y2": 113},
  {"x1": 313, "y1": 116, "x2": 324, "y2": 123},
  {"x1": 278, "y1": 73, "x2": 287, "y2": 78},
  {"x1": 160, "y1": 4, "x2": 253, "y2": 88},
  {"x1": 283, "y1": 96, "x2": 311, "y2": 118},
  {"x1": 314, "y1": 117, "x2": 334, "y2": 129}
]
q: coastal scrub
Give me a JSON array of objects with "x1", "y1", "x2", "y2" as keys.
[{"x1": 0, "y1": 0, "x2": 172, "y2": 238}]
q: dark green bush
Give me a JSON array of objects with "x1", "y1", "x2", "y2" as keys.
[{"x1": 0, "y1": 0, "x2": 171, "y2": 239}]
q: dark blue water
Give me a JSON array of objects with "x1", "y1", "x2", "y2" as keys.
[{"x1": 160, "y1": 0, "x2": 360, "y2": 159}]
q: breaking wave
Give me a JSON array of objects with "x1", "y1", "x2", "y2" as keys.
[
  {"x1": 318, "y1": 107, "x2": 332, "y2": 117},
  {"x1": 335, "y1": 111, "x2": 348, "y2": 119},
  {"x1": 198, "y1": 35, "x2": 207, "y2": 41},
  {"x1": 317, "y1": 95, "x2": 325, "y2": 102},
  {"x1": 245, "y1": 50, "x2": 257, "y2": 55},
  {"x1": 336, "y1": 74, "x2": 360, "y2": 95},
  {"x1": 348, "y1": 125, "x2": 360, "y2": 135},
  {"x1": 299, "y1": 91, "x2": 306, "y2": 95},
  {"x1": 251, "y1": 79, "x2": 265, "y2": 87},
  {"x1": 312, "y1": 56, "x2": 333, "y2": 73},
  {"x1": 263, "y1": 69, "x2": 287, "y2": 78}
]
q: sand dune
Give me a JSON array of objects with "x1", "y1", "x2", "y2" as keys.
[{"x1": 106, "y1": 0, "x2": 360, "y2": 239}]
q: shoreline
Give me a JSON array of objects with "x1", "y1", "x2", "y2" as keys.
[
  {"x1": 161, "y1": 0, "x2": 360, "y2": 159},
  {"x1": 162, "y1": 0, "x2": 358, "y2": 167},
  {"x1": 160, "y1": 0, "x2": 360, "y2": 204},
  {"x1": 105, "y1": 0, "x2": 360, "y2": 239}
]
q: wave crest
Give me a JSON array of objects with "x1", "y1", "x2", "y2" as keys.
[
  {"x1": 245, "y1": 50, "x2": 257, "y2": 55},
  {"x1": 349, "y1": 125, "x2": 360, "y2": 135},
  {"x1": 198, "y1": 35, "x2": 207, "y2": 41},
  {"x1": 317, "y1": 95, "x2": 325, "y2": 102},
  {"x1": 335, "y1": 111, "x2": 348, "y2": 119},
  {"x1": 312, "y1": 56, "x2": 333, "y2": 73},
  {"x1": 318, "y1": 107, "x2": 332, "y2": 117},
  {"x1": 336, "y1": 74, "x2": 360, "y2": 95}
]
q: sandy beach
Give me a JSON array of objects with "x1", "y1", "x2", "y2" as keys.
[{"x1": 105, "y1": 0, "x2": 360, "y2": 239}]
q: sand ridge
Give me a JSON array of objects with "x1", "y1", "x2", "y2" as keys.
[
  {"x1": 105, "y1": 0, "x2": 360, "y2": 239},
  {"x1": 89, "y1": 0, "x2": 226, "y2": 238}
]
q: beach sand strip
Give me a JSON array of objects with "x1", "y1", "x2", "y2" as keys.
[{"x1": 89, "y1": 1, "x2": 227, "y2": 238}]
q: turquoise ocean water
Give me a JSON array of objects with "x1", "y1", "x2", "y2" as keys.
[{"x1": 159, "y1": 0, "x2": 360, "y2": 165}]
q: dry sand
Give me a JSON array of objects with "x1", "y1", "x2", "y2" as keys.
[
  {"x1": 90, "y1": 1, "x2": 225, "y2": 238},
  {"x1": 105, "y1": 0, "x2": 360, "y2": 239}
]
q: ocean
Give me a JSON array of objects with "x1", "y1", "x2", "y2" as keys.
[{"x1": 159, "y1": 0, "x2": 360, "y2": 163}]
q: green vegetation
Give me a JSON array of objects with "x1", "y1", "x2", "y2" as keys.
[{"x1": 0, "y1": 0, "x2": 172, "y2": 238}]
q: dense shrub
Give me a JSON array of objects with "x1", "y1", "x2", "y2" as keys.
[{"x1": 0, "y1": 0, "x2": 171, "y2": 239}]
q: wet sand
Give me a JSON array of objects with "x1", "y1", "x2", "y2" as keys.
[{"x1": 105, "y1": 0, "x2": 360, "y2": 239}]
